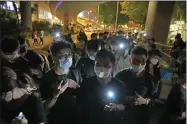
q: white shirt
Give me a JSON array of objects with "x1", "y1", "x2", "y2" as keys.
[
  {"x1": 40, "y1": 30, "x2": 44, "y2": 37},
  {"x1": 114, "y1": 55, "x2": 131, "y2": 76}
]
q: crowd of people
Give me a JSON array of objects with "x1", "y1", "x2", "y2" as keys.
[{"x1": 0, "y1": 30, "x2": 186, "y2": 124}]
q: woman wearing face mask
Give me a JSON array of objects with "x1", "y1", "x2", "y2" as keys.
[
  {"x1": 40, "y1": 41, "x2": 81, "y2": 124},
  {"x1": 77, "y1": 49, "x2": 127, "y2": 124},
  {"x1": 145, "y1": 49, "x2": 162, "y2": 80},
  {"x1": 115, "y1": 46, "x2": 158, "y2": 124},
  {"x1": 1, "y1": 67, "x2": 46, "y2": 124},
  {"x1": 76, "y1": 40, "x2": 101, "y2": 79}
]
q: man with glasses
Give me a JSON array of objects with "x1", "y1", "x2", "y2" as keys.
[
  {"x1": 115, "y1": 46, "x2": 158, "y2": 124},
  {"x1": 40, "y1": 41, "x2": 82, "y2": 124}
]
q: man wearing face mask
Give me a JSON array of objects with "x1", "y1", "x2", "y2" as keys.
[
  {"x1": 77, "y1": 49, "x2": 127, "y2": 124},
  {"x1": 0, "y1": 37, "x2": 29, "y2": 73},
  {"x1": 40, "y1": 41, "x2": 82, "y2": 124},
  {"x1": 76, "y1": 40, "x2": 101, "y2": 79},
  {"x1": 115, "y1": 46, "x2": 158, "y2": 124}
]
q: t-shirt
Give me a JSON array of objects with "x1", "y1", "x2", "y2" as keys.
[
  {"x1": 76, "y1": 57, "x2": 95, "y2": 79},
  {"x1": 1, "y1": 94, "x2": 46, "y2": 124},
  {"x1": 115, "y1": 68, "x2": 157, "y2": 124},
  {"x1": 77, "y1": 76, "x2": 127, "y2": 124},
  {"x1": 40, "y1": 69, "x2": 80, "y2": 124}
]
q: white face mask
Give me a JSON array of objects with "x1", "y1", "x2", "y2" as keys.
[
  {"x1": 59, "y1": 57, "x2": 72, "y2": 69},
  {"x1": 3, "y1": 54, "x2": 20, "y2": 61},
  {"x1": 131, "y1": 64, "x2": 146, "y2": 73},
  {"x1": 88, "y1": 55, "x2": 95, "y2": 60},
  {"x1": 94, "y1": 66, "x2": 112, "y2": 78},
  {"x1": 150, "y1": 58, "x2": 159, "y2": 65}
]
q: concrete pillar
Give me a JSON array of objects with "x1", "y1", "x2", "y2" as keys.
[
  {"x1": 33, "y1": 4, "x2": 39, "y2": 22},
  {"x1": 64, "y1": 12, "x2": 69, "y2": 33},
  {"x1": 145, "y1": 1, "x2": 175, "y2": 43},
  {"x1": 20, "y1": 1, "x2": 32, "y2": 31}
]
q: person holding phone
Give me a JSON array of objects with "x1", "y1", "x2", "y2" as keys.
[
  {"x1": 40, "y1": 41, "x2": 81, "y2": 124},
  {"x1": 77, "y1": 49, "x2": 127, "y2": 124},
  {"x1": 115, "y1": 46, "x2": 158, "y2": 124},
  {"x1": 1, "y1": 67, "x2": 46, "y2": 124}
]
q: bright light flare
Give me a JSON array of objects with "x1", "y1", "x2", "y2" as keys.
[
  {"x1": 119, "y1": 43, "x2": 124, "y2": 49},
  {"x1": 107, "y1": 91, "x2": 114, "y2": 98},
  {"x1": 143, "y1": 33, "x2": 147, "y2": 36},
  {"x1": 56, "y1": 33, "x2": 60, "y2": 37}
]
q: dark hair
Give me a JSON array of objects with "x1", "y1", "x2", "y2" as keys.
[
  {"x1": 91, "y1": 33, "x2": 97, "y2": 38},
  {"x1": 175, "y1": 33, "x2": 181, "y2": 39},
  {"x1": 86, "y1": 40, "x2": 101, "y2": 52},
  {"x1": 96, "y1": 49, "x2": 116, "y2": 65},
  {"x1": 131, "y1": 46, "x2": 148, "y2": 57},
  {"x1": 0, "y1": 37, "x2": 20, "y2": 53},
  {"x1": 50, "y1": 40, "x2": 72, "y2": 56},
  {"x1": 103, "y1": 32, "x2": 109, "y2": 35},
  {"x1": 149, "y1": 49, "x2": 162, "y2": 58},
  {"x1": 17, "y1": 73, "x2": 36, "y2": 89},
  {"x1": 99, "y1": 33, "x2": 103, "y2": 37},
  {"x1": 25, "y1": 50, "x2": 44, "y2": 69},
  {"x1": 1, "y1": 67, "x2": 17, "y2": 93},
  {"x1": 148, "y1": 37, "x2": 155, "y2": 42}
]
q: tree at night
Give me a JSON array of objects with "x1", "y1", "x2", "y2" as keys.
[{"x1": 120, "y1": 1, "x2": 149, "y2": 24}]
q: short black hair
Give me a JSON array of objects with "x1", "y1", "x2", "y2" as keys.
[
  {"x1": 103, "y1": 32, "x2": 109, "y2": 35},
  {"x1": 0, "y1": 37, "x2": 20, "y2": 53},
  {"x1": 99, "y1": 33, "x2": 103, "y2": 37},
  {"x1": 131, "y1": 46, "x2": 148, "y2": 57},
  {"x1": 96, "y1": 49, "x2": 116, "y2": 65},
  {"x1": 91, "y1": 33, "x2": 97, "y2": 38},
  {"x1": 175, "y1": 33, "x2": 181, "y2": 39},
  {"x1": 25, "y1": 50, "x2": 44, "y2": 69},
  {"x1": 1, "y1": 67, "x2": 17, "y2": 93},
  {"x1": 86, "y1": 40, "x2": 101, "y2": 52},
  {"x1": 50, "y1": 40, "x2": 72, "y2": 56}
]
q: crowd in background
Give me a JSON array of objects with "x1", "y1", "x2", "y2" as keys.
[{"x1": 0, "y1": 29, "x2": 186, "y2": 124}]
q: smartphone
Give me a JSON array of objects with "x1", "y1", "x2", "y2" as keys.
[{"x1": 18, "y1": 112, "x2": 23, "y2": 119}]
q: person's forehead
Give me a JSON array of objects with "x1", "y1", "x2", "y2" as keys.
[
  {"x1": 132, "y1": 54, "x2": 147, "y2": 60},
  {"x1": 96, "y1": 58, "x2": 112, "y2": 64},
  {"x1": 56, "y1": 48, "x2": 71, "y2": 55}
]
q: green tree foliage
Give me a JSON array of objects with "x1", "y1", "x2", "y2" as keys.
[
  {"x1": 120, "y1": 1, "x2": 149, "y2": 24},
  {"x1": 0, "y1": 9, "x2": 20, "y2": 36},
  {"x1": 171, "y1": 1, "x2": 186, "y2": 23},
  {"x1": 97, "y1": 2, "x2": 129, "y2": 25}
]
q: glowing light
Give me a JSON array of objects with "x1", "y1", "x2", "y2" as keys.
[
  {"x1": 143, "y1": 33, "x2": 147, "y2": 36},
  {"x1": 119, "y1": 43, "x2": 124, "y2": 49},
  {"x1": 56, "y1": 33, "x2": 60, "y2": 37},
  {"x1": 108, "y1": 91, "x2": 114, "y2": 98},
  {"x1": 126, "y1": 36, "x2": 129, "y2": 39}
]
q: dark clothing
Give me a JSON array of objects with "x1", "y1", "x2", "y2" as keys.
[
  {"x1": 1, "y1": 94, "x2": 46, "y2": 124},
  {"x1": 76, "y1": 57, "x2": 95, "y2": 79},
  {"x1": 77, "y1": 76, "x2": 127, "y2": 124},
  {"x1": 40, "y1": 67, "x2": 82, "y2": 124},
  {"x1": 78, "y1": 32, "x2": 87, "y2": 43},
  {"x1": 150, "y1": 44, "x2": 156, "y2": 49},
  {"x1": 171, "y1": 39, "x2": 185, "y2": 59},
  {"x1": 1, "y1": 57, "x2": 29, "y2": 73},
  {"x1": 160, "y1": 84, "x2": 186, "y2": 124},
  {"x1": 115, "y1": 68, "x2": 157, "y2": 124}
]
